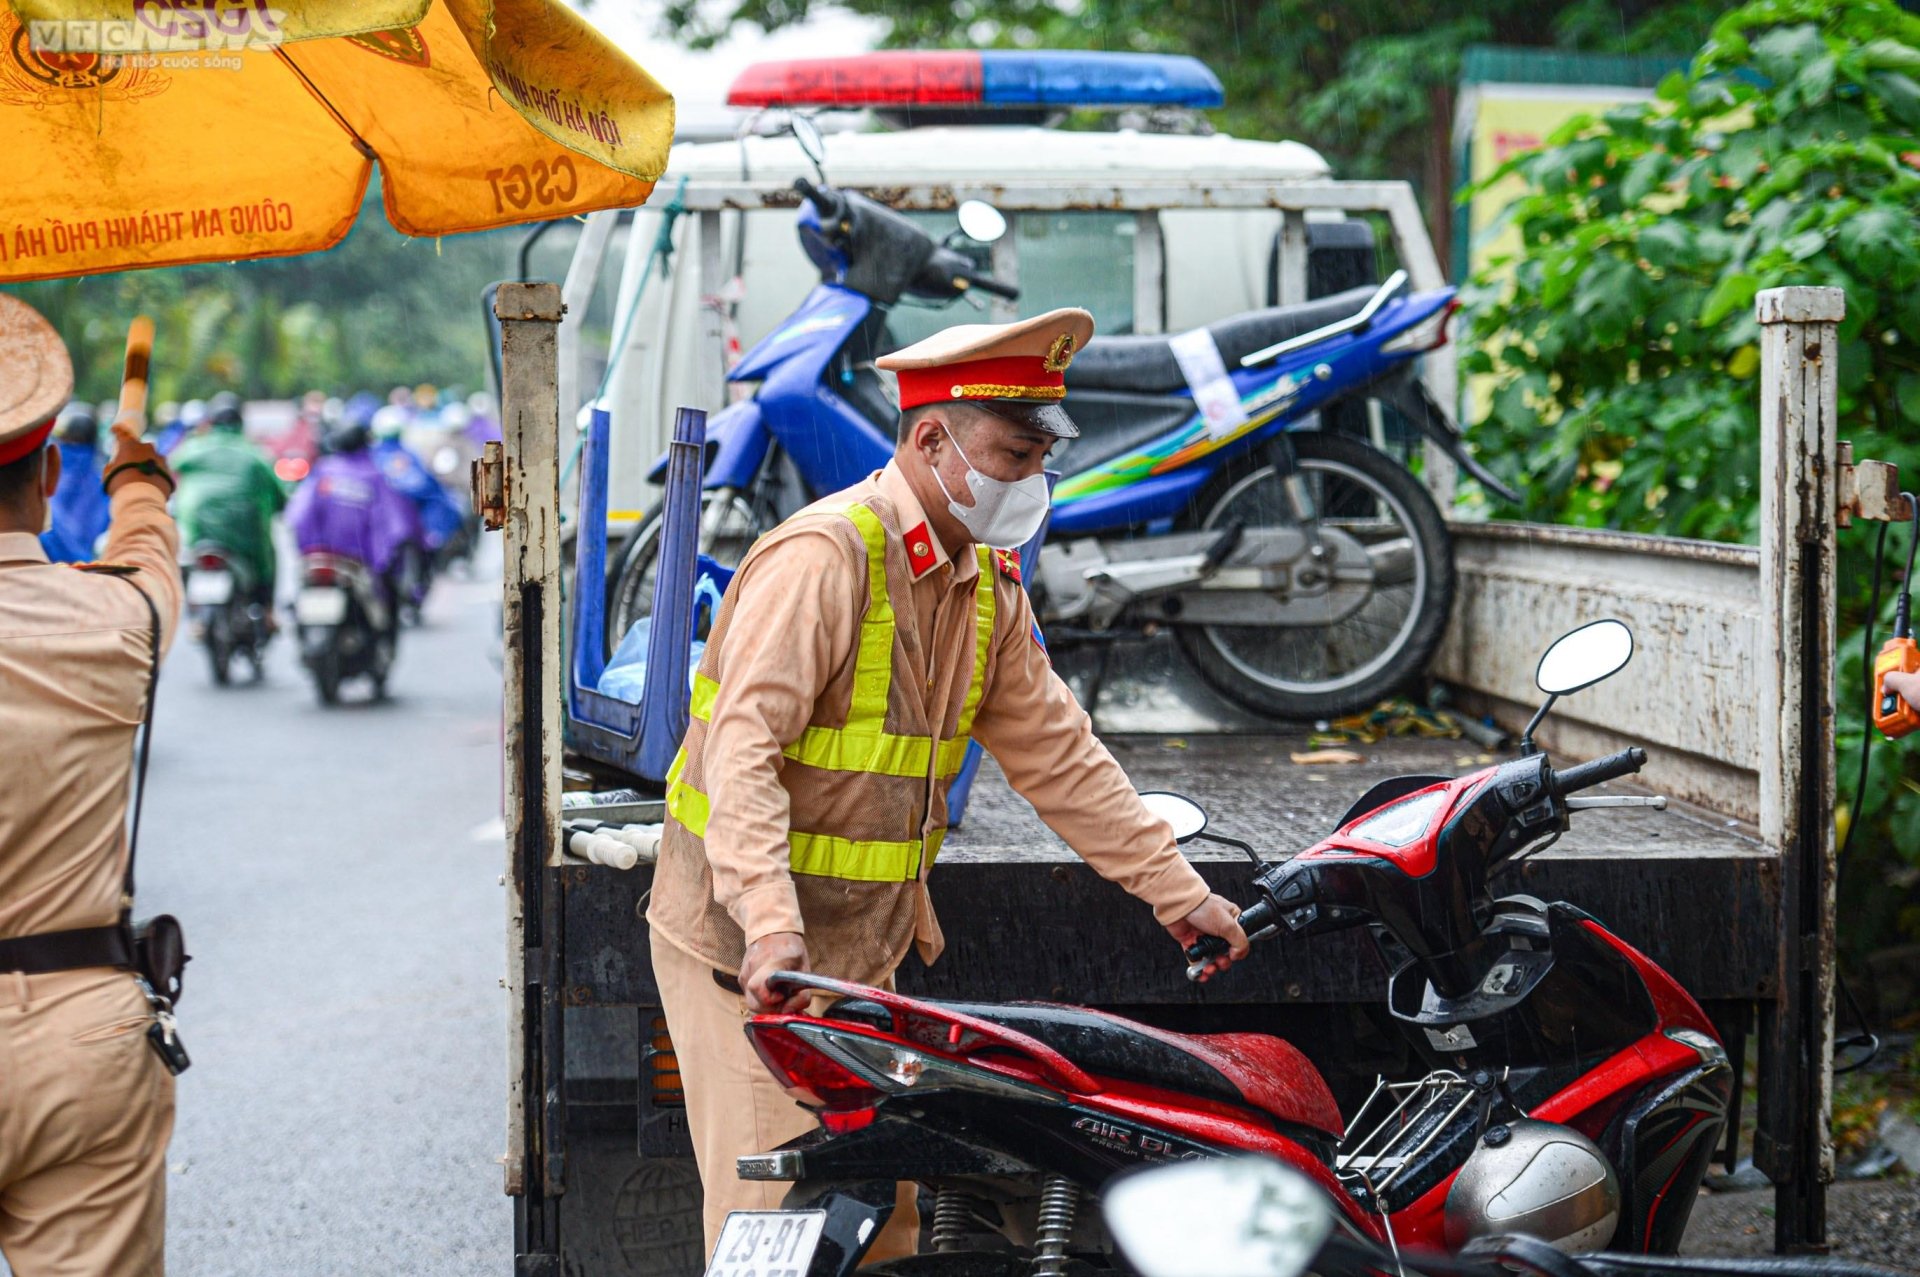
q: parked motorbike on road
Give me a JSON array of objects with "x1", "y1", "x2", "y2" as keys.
[
  {"x1": 709, "y1": 622, "x2": 1740, "y2": 1275},
  {"x1": 608, "y1": 138, "x2": 1514, "y2": 718},
  {"x1": 183, "y1": 543, "x2": 271, "y2": 685}
]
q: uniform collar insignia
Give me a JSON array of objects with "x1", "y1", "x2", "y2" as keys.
[{"x1": 902, "y1": 521, "x2": 940, "y2": 579}]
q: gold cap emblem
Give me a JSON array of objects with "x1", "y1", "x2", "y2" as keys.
[{"x1": 1043, "y1": 333, "x2": 1077, "y2": 373}]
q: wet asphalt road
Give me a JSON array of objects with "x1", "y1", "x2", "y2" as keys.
[{"x1": 112, "y1": 550, "x2": 506, "y2": 1274}]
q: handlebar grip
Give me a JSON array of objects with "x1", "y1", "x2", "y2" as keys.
[
  {"x1": 1183, "y1": 898, "x2": 1275, "y2": 964},
  {"x1": 792, "y1": 177, "x2": 825, "y2": 205},
  {"x1": 1554, "y1": 747, "x2": 1648, "y2": 795},
  {"x1": 1185, "y1": 934, "x2": 1231, "y2": 964},
  {"x1": 961, "y1": 272, "x2": 1020, "y2": 301}
]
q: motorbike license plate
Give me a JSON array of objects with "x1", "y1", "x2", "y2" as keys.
[
  {"x1": 295, "y1": 587, "x2": 348, "y2": 626},
  {"x1": 703, "y1": 1210, "x2": 827, "y2": 1277},
  {"x1": 187, "y1": 570, "x2": 234, "y2": 606}
]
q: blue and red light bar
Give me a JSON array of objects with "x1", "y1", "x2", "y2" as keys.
[{"x1": 727, "y1": 51, "x2": 1224, "y2": 111}]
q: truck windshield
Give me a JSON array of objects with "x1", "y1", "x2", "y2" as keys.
[{"x1": 886, "y1": 210, "x2": 1136, "y2": 347}]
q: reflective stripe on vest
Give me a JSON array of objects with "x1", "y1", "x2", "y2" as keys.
[{"x1": 665, "y1": 502, "x2": 996, "y2": 882}]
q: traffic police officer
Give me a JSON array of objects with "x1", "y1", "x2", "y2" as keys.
[
  {"x1": 0, "y1": 295, "x2": 181, "y2": 1274},
  {"x1": 647, "y1": 308, "x2": 1251, "y2": 1258}
]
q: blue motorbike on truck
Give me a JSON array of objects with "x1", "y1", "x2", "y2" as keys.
[{"x1": 604, "y1": 177, "x2": 1516, "y2": 719}]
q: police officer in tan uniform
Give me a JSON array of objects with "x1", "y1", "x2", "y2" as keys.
[
  {"x1": 0, "y1": 295, "x2": 182, "y2": 1275},
  {"x1": 647, "y1": 308, "x2": 1251, "y2": 1259}
]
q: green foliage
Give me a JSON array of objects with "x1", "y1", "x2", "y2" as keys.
[
  {"x1": 1463, "y1": 0, "x2": 1920, "y2": 939},
  {"x1": 653, "y1": 0, "x2": 1725, "y2": 191},
  {"x1": 9, "y1": 181, "x2": 527, "y2": 404}
]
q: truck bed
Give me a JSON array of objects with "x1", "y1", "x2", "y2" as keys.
[{"x1": 563, "y1": 735, "x2": 1774, "y2": 1011}]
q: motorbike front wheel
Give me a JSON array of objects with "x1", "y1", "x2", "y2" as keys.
[
  {"x1": 1173, "y1": 431, "x2": 1454, "y2": 720},
  {"x1": 603, "y1": 488, "x2": 776, "y2": 656}
]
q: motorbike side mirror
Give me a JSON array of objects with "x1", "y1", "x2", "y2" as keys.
[
  {"x1": 788, "y1": 113, "x2": 827, "y2": 183},
  {"x1": 1522, "y1": 618, "x2": 1635, "y2": 754},
  {"x1": 954, "y1": 199, "x2": 1008, "y2": 245},
  {"x1": 1536, "y1": 618, "x2": 1634, "y2": 696},
  {"x1": 1139, "y1": 791, "x2": 1208, "y2": 843},
  {"x1": 1104, "y1": 1157, "x2": 1333, "y2": 1277}
]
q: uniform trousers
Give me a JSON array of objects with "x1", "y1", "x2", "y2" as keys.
[
  {"x1": 651, "y1": 932, "x2": 919, "y2": 1262},
  {"x1": 0, "y1": 968, "x2": 174, "y2": 1276}
]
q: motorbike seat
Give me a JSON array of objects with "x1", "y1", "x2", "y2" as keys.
[
  {"x1": 1065, "y1": 286, "x2": 1380, "y2": 394},
  {"x1": 1053, "y1": 391, "x2": 1196, "y2": 479},
  {"x1": 919, "y1": 1000, "x2": 1344, "y2": 1140}
]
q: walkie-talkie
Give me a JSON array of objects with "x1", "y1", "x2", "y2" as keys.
[
  {"x1": 1873, "y1": 591, "x2": 1920, "y2": 739},
  {"x1": 1875, "y1": 496, "x2": 1920, "y2": 740}
]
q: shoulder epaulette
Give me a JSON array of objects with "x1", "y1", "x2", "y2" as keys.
[{"x1": 71, "y1": 561, "x2": 139, "y2": 576}]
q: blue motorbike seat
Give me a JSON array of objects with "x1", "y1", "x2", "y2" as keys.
[
  {"x1": 1054, "y1": 391, "x2": 1195, "y2": 478},
  {"x1": 1065, "y1": 286, "x2": 1378, "y2": 394}
]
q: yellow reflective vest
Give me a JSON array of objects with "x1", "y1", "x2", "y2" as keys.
[{"x1": 664, "y1": 500, "x2": 995, "y2": 884}]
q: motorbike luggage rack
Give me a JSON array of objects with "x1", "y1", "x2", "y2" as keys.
[{"x1": 1334, "y1": 1070, "x2": 1480, "y2": 1194}]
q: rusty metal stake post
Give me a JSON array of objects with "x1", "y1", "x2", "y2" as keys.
[
  {"x1": 1752, "y1": 286, "x2": 1843, "y2": 1254},
  {"x1": 493, "y1": 282, "x2": 568, "y2": 1276}
]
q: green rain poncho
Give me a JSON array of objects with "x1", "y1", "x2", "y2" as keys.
[{"x1": 170, "y1": 427, "x2": 287, "y2": 591}]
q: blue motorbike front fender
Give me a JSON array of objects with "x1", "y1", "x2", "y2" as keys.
[{"x1": 644, "y1": 398, "x2": 771, "y2": 490}]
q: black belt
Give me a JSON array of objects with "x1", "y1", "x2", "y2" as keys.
[{"x1": 0, "y1": 925, "x2": 136, "y2": 976}]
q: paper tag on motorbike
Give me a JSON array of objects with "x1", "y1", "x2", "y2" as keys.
[
  {"x1": 1168, "y1": 328, "x2": 1249, "y2": 440},
  {"x1": 705, "y1": 1210, "x2": 827, "y2": 1277}
]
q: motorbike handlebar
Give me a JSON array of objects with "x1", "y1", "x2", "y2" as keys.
[
  {"x1": 1184, "y1": 897, "x2": 1276, "y2": 970},
  {"x1": 959, "y1": 270, "x2": 1020, "y2": 301},
  {"x1": 792, "y1": 177, "x2": 843, "y2": 223},
  {"x1": 1552, "y1": 747, "x2": 1648, "y2": 797}
]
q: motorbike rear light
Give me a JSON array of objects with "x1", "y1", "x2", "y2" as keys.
[
  {"x1": 727, "y1": 51, "x2": 1224, "y2": 111},
  {"x1": 748, "y1": 1023, "x2": 887, "y2": 1110},
  {"x1": 196, "y1": 553, "x2": 227, "y2": 570},
  {"x1": 645, "y1": 1015, "x2": 683, "y2": 1108},
  {"x1": 274, "y1": 456, "x2": 309, "y2": 483},
  {"x1": 1381, "y1": 298, "x2": 1461, "y2": 355},
  {"x1": 306, "y1": 565, "x2": 337, "y2": 586},
  {"x1": 821, "y1": 1106, "x2": 879, "y2": 1135}
]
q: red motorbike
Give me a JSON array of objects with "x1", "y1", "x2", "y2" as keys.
[{"x1": 714, "y1": 622, "x2": 1740, "y2": 1276}]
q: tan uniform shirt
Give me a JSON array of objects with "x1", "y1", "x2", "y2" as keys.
[
  {"x1": 0, "y1": 484, "x2": 182, "y2": 959},
  {"x1": 649, "y1": 462, "x2": 1209, "y2": 976}
]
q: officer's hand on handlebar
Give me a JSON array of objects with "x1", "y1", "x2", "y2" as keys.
[
  {"x1": 1167, "y1": 894, "x2": 1249, "y2": 983},
  {"x1": 740, "y1": 932, "x2": 813, "y2": 1014}
]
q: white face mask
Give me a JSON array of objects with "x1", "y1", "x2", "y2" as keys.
[{"x1": 929, "y1": 426, "x2": 1051, "y2": 551}]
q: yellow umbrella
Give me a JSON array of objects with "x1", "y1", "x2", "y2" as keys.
[{"x1": 0, "y1": 0, "x2": 673, "y2": 281}]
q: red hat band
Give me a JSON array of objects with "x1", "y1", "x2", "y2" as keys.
[
  {"x1": 895, "y1": 355, "x2": 1067, "y2": 412},
  {"x1": 0, "y1": 417, "x2": 55, "y2": 466}
]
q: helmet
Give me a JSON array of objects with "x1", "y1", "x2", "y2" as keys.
[
  {"x1": 207, "y1": 391, "x2": 243, "y2": 428},
  {"x1": 1443, "y1": 1119, "x2": 1619, "y2": 1252},
  {"x1": 370, "y1": 404, "x2": 409, "y2": 440},
  {"x1": 179, "y1": 398, "x2": 208, "y2": 429},
  {"x1": 324, "y1": 420, "x2": 371, "y2": 455},
  {"x1": 54, "y1": 400, "x2": 98, "y2": 446},
  {"x1": 439, "y1": 402, "x2": 471, "y2": 430}
]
